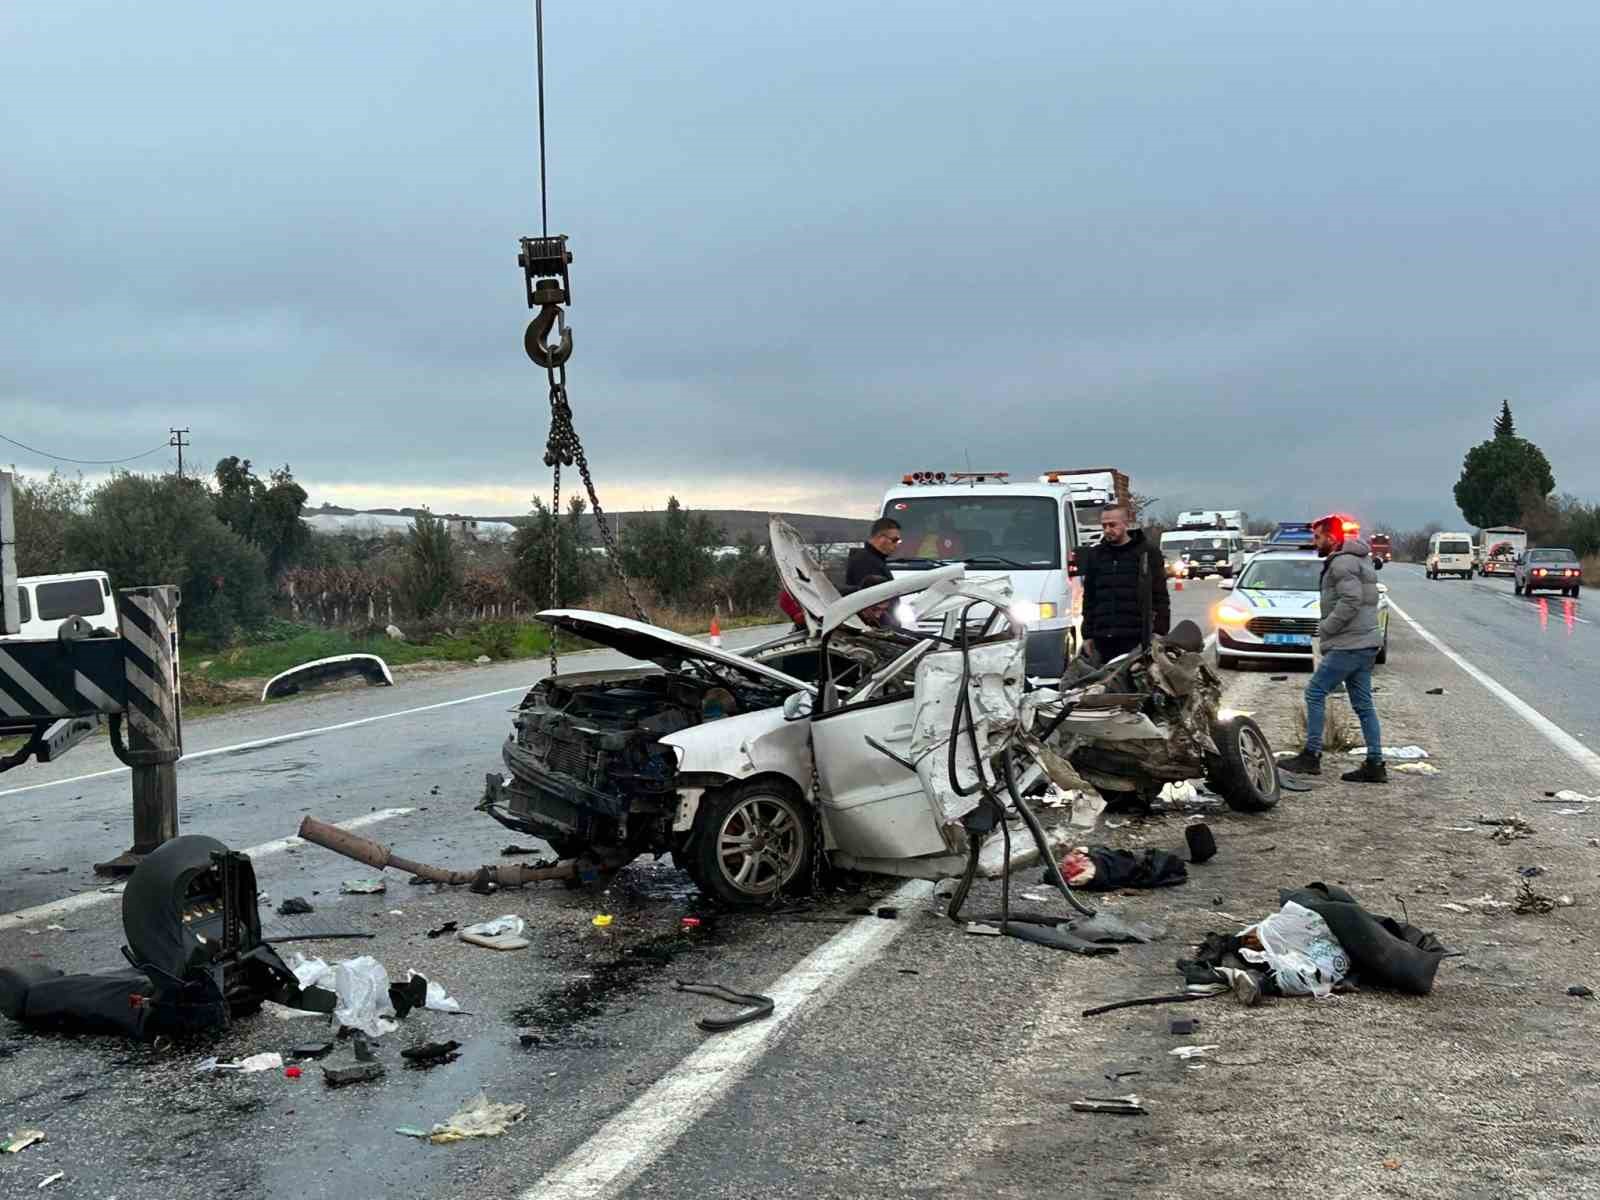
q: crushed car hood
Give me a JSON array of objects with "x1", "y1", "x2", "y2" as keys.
[
  {"x1": 769, "y1": 516, "x2": 856, "y2": 636},
  {"x1": 535, "y1": 610, "x2": 812, "y2": 692}
]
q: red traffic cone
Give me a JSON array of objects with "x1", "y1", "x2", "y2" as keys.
[
  {"x1": 1175, "y1": 578, "x2": 1184, "y2": 591},
  {"x1": 709, "y1": 613, "x2": 723, "y2": 648}
]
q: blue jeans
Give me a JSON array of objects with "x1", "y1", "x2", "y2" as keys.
[{"x1": 1305, "y1": 648, "x2": 1382, "y2": 758}]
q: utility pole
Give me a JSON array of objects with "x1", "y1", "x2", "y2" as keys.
[{"x1": 169, "y1": 427, "x2": 190, "y2": 478}]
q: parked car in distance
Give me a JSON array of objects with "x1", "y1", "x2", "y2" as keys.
[
  {"x1": 1213, "y1": 547, "x2": 1390, "y2": 669},
  {"x1": 1426, "y1": 532, "x2": 1475, "y2": 579},
  {"x1": 1515, "y1": 548, "x2": 1582, "y2": 597}
]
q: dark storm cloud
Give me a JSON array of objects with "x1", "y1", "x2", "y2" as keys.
[{"x1": 4, "y1": 0, "x2": 1598, "y2": 525}]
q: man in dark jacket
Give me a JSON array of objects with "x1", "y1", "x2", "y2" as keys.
[
  {"x1": 845, "y1": 518, "x2": 902, "y2": 588},
  {"x1": 1278, "y1": 515, "x2": 1386, "y2": 783},
  {"x1": 1079, "y1": 505, "x2": 1169, "y2": 664}
]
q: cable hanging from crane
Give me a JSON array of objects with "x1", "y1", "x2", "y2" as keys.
[{"x1": 519, "y1": 0, "x2": 650, "y2": 679}]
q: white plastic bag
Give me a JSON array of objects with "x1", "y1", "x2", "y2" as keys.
[
  {"x1": 331, "y1": 955, "x2": 396, "y2": 1036},
  {"x1": 1240, "y1": 901, "x2": 1349, "y2": 999}
]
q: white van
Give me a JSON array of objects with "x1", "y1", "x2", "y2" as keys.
[
  {"x1": 1427, "y1": 532, "x2": 1475, "y2": 580},
  {"x1": 3, "y1": 571, "x2": 115, "y2": 640}
]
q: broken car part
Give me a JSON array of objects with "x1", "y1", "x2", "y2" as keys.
[
  {"x1": 260, "y1": 653, "x2": 393, "y2": 702},
  {"x1": 323, "y1": 1061, "x2": 385, "y2": 1088},
  {"x1": 297, "y1": 815, "x2": 590, "y2": 891},
  {"x1": 671, "y1": 980, "x2": 776, "y2": 1032},
  {"x1": 401, "y1": 1040, "x2": 462, "y2": 1068},
  {"x1": 1070, "y1": 1096, "x2": 1146, "y2": 1116}
]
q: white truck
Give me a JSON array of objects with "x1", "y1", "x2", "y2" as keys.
[
  {"x1": 880, "y1": 470, "x2": 1088, "y2": 676},
  {"x1": 1037, "y1": 467, "x2": 1132, "y2": 546},
  {"x1": 1161, "y1": 510, "x2": 1248, "y2": 578},
  {"x1": 1477, "y1": 526, "x2": 1527, "y2": 578}
]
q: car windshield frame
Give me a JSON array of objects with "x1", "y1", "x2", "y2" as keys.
[
  {"x1": 1236, "y1": 557, "x2": 1325, "y2": 592},
  {"x1": 883, "y1": 495, "x2": 1062, "y2": 571}
]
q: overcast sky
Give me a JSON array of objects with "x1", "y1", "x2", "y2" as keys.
[{"x1": 4, "y1": 1, "x2": 1598, "y2": 528}]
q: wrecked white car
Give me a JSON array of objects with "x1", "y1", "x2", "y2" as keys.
[{"x1": 481, "y1": 520, "x2": 1278, "y2": 906}]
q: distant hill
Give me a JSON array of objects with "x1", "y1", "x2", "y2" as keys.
[{"x1": 309, "y1": 504, "x2": 868, "y2": 546}]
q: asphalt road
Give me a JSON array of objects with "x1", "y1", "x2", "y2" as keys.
[{"x1": 4, "y1": 577, "x2": 1599, "y2": 1200}]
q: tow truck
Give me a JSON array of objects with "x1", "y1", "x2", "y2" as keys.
[{"x1": 878, "y1": 470, "x2": 1089, "y2": 677}]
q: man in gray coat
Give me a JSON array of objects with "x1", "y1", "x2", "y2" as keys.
[{"x1": 1278, "y1": 515, "x2": 1387, "y2": 782}]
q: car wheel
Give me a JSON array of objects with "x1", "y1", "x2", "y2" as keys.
[
  {"x1": 686, "y1": 781, "x2": 812, "y2": 907},
  {"x1": 1216, "y1": 653, "x2": 1241, "y2": 670},
  {"x1": 1205, "y1": 715, "x2": 1279, "y2": 813}
]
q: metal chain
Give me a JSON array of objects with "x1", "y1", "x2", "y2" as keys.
[
  {"x1": 543, "y1": 360, "x2": 650, "y2": 624},
  {"x1": 548, "y1": 455, "x2": 561, "y2": 677}
]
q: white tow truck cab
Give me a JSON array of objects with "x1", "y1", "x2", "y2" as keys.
[
  {"x1": 2, "y1": 571, "x2": 115, "y2": 641},
  {"x1": 1159, "y1": 510, "x2": 1248, "y2": 579},
  {"x1": 880, "y1": 470, "x2": 1084, "y2": 678}
]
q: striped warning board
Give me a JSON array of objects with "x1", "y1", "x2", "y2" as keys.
[
  {"x1": 0, "y1": 639, "x2": 126, "y2": 722},
  {"x1": 116, "y1": 586, "x2": 182, "y2": 756}
]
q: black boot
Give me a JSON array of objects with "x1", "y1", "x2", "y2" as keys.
[
  {"x1": 1341, "y1": 757, "x2": 1388, "y2": 783},
  {"x1": 1277, "y1": 749, "x2": 1322, "y2": 776}
]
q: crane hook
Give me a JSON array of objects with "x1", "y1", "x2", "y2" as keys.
[{"x1": 525, "y1": 303, "x2": 573, "y2": 369}]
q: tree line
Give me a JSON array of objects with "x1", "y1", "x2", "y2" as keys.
[{"x1": 9, "y1": 462, "x2": 783, "y2": 643}]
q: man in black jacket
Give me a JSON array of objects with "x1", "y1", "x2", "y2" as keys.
[
  {"x1": 845, "y1": 518, "x2": 903, "y2": 588},
  {"x1": 1079, "y1": 505, "x2": 1170, "y2": 664}
]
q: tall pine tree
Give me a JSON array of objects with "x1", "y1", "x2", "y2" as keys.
[{"x1": 1493, "y1": 400, "x2": 1516, "y2": 439}]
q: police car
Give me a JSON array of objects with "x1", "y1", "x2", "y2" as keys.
[{"x1": 1213, "y1": 546, "x2": 1390, "y2": 669}]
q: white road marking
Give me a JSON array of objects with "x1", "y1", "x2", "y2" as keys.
[
  {"x1": 1387, "y1": 598, "x2": 1600, "y2": 781},
  {"x1": 524, "y1": 878, "x2": 931, "y2": 1200},
  {"x1": 0, "y1": 806, "x2": 413, "y2": 931},
  {"x1": 1479, "y1": 586, "x2": 1590, "y2": 625},
  {"x1": 0, "y1": 683, "x2": 534, "y2": 799}
]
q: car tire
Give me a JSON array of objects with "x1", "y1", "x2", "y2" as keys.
[
  {"x1": 684, "y1": 781, "x2": 813, "y2": 907},
  {"x1": 1205, "y1": 715, "x2": 1279, "y2": 813},
  {"x1": 1216, "y1": 653, "x2": 1241, "y2": 670}
]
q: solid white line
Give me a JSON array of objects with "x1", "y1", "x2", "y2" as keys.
[
  {"x1": 523, "y1": 878, "x2": 931, "y2": 1200},
  {"x1": 1387, "y1": 598, "x2": 1600, "y2": 781},
  {"x1": 0, "y1": 806, "x2": 414, "y2": 932},
  {"x1": 0, "y1": 683, "x2": 534, "y2": 799}
]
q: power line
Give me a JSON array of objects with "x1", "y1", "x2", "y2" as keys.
[{"x1": 0, "y1": 431, "x2": 169, "y2": 467}]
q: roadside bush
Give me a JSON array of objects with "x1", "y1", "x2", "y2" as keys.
[
  {"x1": 472, "y1": 621, "x2": 520, "y2": 660},
  {"x1": 65, "y1": 472, "x2": 271, "y2": 643},
  {"x1": 403, "y1": 513, "x2": 459, "y2": 618},
  {"x1": 9, "y1": 470, "x2": 87, "y2": 576},
  {"x1": 1294, "y1": 699, "x2": 1360, "y2": 753}
]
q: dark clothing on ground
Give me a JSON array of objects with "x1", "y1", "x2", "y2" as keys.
[
  {"x1": 1080, "y1": 530, "x2": 1170, "y2": 647},
  {"x1": 845, "y1": 542, "x2": 893, "y2": 588}
]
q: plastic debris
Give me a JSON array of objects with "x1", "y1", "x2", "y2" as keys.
[
  {"x1": 680, "y1": 917, "x2": 702, "y2": 930},
  {"x1": 341, "y1": 878, "x2": 387, "y2": 895},
  {"x1": 1168, "y1": 1044, "x2": 1219, "y2": 1060},
  {"x1": 193, "y1": 1052, "x2": 284, "y2": 1074},
  {"x1": 2, "y1": 1131, "x2": 45, "y2": 1154},
  {"x1": 427, "y1": 1094, "x2": 528, "y2": 1143},
  {"x1": 1549, "y1": 790, "x2": 1600, "y2": 804},
  {"x1": 396, "y1": 1127, "x2": 431, "y2": 1139},
  {"x1": 1392, "y1": 762, "x2": 1440, "y2": 776},
  {"x1": 288, "y1": 953, "x2": 397, "y2": 1037},
  {"x1": 284, "y1": 1066, "x2": 303, "y2": 1079},
  {"x1": 459, "y1": 915, "x2": 529, "y2": 951},
  {"x1": 277, "y1": 897, "x2": 315, "y2": 916},
  {"x1": 592, "y1": 914, "x2": 614, "y2": 928},
  {"x1": 38, "y1": 1172, "x2": 64, "y2": 1189},
  {"x1": 1346, "y1": 746, "x2": 1428, "y2": 760}
]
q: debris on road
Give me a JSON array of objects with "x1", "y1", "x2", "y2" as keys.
[
  {"x1": 401, "y1": 1040, "x2": 463, "y2": 1068},
  {"x1": 1478, "y1": 814, "x2": 1535, "y2": 843},
  {"x1": 672, "y1": 980, "x2": 775, "y2": 1032},
  {"x1": 1513, "y1": 880, "x2": 1571, "y2": 915},
  {"x1": 3, "y1": 1130, "x2": 46, "y2": 1154},
  {"x1": 288, "y1": 953, "x2": 402, "y2": 1037},
  {"x1": 1169, "y1": 1044, "x2": 1218, "y2": 1059},
  {"x1": 1169, "y1": 1017, "x2": 1198, "y2": 1035},
  {"x1": 1070, "y1": 1095, "x2": 1145, "y2": 1116},
  {"x1": 341, "y1": 878, "x2": 387, "y2": 895},
  {"x1": 405, "y1": 970, "x2": 463, "y2": 1013},
  {"x1": 1426, "y1": 687, "x2": 1446, "y2": 695},
  {"x1": 37, "y1": 1171, "x2": 64, "y2": 1189},
  {"x1": 1053, "y1": 846, "x2": 1188, "y2": 891},
  {"x1": 1392, "y1": 762, "x2": 1441, "y2": 776},
  {"x1": 194, "y1": 1051, "x2": 284, "y2": 1074},
  {"x1": 427, "y1": 1095, "x2": 528, "y2": 1143},
  {"x1": 426, "y1": 921, "x2": 458, "y2": 939},
  {"x1": 1346, "y1": 746, "x2": 1429, "y2": 760},
  {"x1": 965, "y1": 922, "x2": 1003, "y2": 937},
  {"x1": 459, "y1": 916, "x2": 529, "y2": 951},
  {"x1": 292, "y1": 1041, "x2": 335, "y2": 1059},
  {"x1": 591, "y1": 914, "x2": 613, "y2": 928},
  {"x1": 500, "y1": 845, "x2": 542, "y2": 856},
  {"x1": 1186, "y1": 823, "x2": 1217, "y2": 864},
  {"x1": 1568, "y1": 985, "x2": 1594, "y2": 998},
  {"x1": 1545, "y1": 790, "x2": 1600, "y2": 804},
  {"x1": 277, "y1": 896, "x2": 315, "y2": 915},
  {"x1": 1278, "y1": 775, "x2": 1313, "y2": 792},
  {"x1": 299, "y1": 815, "x2": 579, "y2": 891},
  {"x1": 323, "y1": 1061, "x2": 385, "y2": 1088}
]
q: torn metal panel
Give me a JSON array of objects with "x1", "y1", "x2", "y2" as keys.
[{"x1": 908, "y1": 637, "x2": 1027, "y2": 824}]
